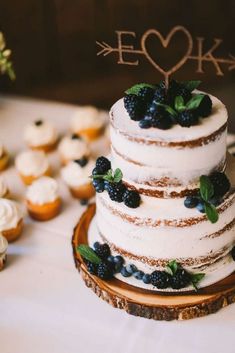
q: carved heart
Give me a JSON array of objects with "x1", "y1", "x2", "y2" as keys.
[{"x1": 141, "y1": 26, "x2": 193, "y2": 77}]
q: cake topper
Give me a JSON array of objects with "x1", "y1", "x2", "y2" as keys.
[{"x1": 96, "y1": 25, "x2": 235, "y2": 88}]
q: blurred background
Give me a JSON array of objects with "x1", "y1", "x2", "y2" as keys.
[{"x1": 0, "y1": 0, "x2": 234, "y2": 130}]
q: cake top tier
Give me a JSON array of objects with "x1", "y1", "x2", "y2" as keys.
[{"x1": 110, "y1": 91, "x2": 227, "y2": 144}]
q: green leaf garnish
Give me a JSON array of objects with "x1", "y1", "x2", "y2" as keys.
[
  {"x1": 92, "y1": 168, "x2": 123, "y2": 184},
  {"x1": 191, "y1": 272, "x2": 205, "y2": 290},
  {"x1": 204, "y1": 202, "x2": 219, "y2": 224},
  {"x1": 184, "y1": 80, "x2": 201, "y2": 92},
  {"x1": 125, "y1": 83, "x2": 156, "y2": 95},
  {"x1": 165, "y1": 260, "x2": 178, "y2": 276},
  {"x1": 174, "y1": 96, "x2": 185, "y2": 112},
  {"x1": 157, "y1": 103, "x2": 177, "y2": 117},
  {"x1": 186, "y1": 94, "x2": 205, "y2": 110},
  {"x1": 113, "y1": 168, "x2": 123, "y2": 183},
  {"x1": 200, "y1": 175, "x2": 214, "y2": 202},
  {"x1": 77, "y1": 244, "x2": 101, "y2": 264}
]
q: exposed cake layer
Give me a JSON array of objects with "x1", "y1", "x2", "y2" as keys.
[{"x1": 110, "y1": 92, "x2": 227, "y2": 194}]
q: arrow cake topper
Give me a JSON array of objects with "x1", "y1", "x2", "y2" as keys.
[{"x1": 96, "y1": 25, "x2": 235, "y2": 88}]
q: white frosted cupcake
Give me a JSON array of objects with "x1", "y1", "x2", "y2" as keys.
[
  {"x1": 0, "y1": 143, "x2": 9, "y2": 171},
  {"x1": 15, "y1": 150, "x2": 51, "y2": 185},
  {"x1": 58, "y1": 134, "x2": 90, "y2": 165},
  {"x1": 70, "y1": 106, "x2": 106, "y2": 141},
  {"x1": 0, "y1": 199, "x2": 24, "y2": 242},
  {"x1": 0, "y1": 234, "x2": 8, "y2": 270},
  {"x1": 0, "y1": 178, "x2": 9, "y2": 198},
  {"x1": 26, "y1": 176, "x2": 61, "y2": 221},
  {"x1": 24, "y1": 119, "x2": 58, "y2": 152},
  {"x1": 61, "y1": 158, "x2": 95, "y2": 199}
]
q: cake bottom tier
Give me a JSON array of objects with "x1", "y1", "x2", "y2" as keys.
[{"x1": 88, "y1": 216, "x2": 235, "y2": 292}]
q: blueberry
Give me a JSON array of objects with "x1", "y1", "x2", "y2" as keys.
[
  {"x1": 74, "y1": 157, "x2": 88, "y2": 167},
  {"x1": 113, "y1": 255, "x2": 124, "y2": 266},
  {"x1": 94, "y1": 180, "x2": 105, "y2": 193},
  {"x1": 126, "y1": 264, "x2": 137, "y2": 274},
  {"x1": 80, "y1": 199, "x2": 88, "y2": 206},
  {"x1": 184, "y1": 196, "x2": 199, "y2": 208},
  {"x1": 71, "y1": 133, "x2": 81, "y2": 140},
  {"x1": 142, "y1": 274, "x2": 151, "y2": 284},
  {"x1": 120, "y1": 266, "x2": 132, "y2": 277},
  {"x1": 114, "y1": 262, "x2": 123, "y2": 273},
  {"x1": 107, "y1": 255, "x2": 115, "y2": 263},
  {"x1": 93, "y1": 242, "x2": 100, "y2": 250},
  {"x1": 196, "y1": 201, "x2": 205, "y2": 213},
  {"x1": 138, "y1": 119, "x2": 151, "y2": 129},
  {"x1": 133, "y1": 271, "x2": 144, "y2": 280},
  {"x1": 104, "y1": 180, "x2": 110, "y2": 190}
]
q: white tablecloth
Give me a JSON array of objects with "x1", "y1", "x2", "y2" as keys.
[{"x1": 1, "y1": 95, "x2": 235, "y2": 353}]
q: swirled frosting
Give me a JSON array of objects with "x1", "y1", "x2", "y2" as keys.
[
  {"x1": 70, "y1": 106, "x2": 106, "y2": 131},
  {"x1": 0, "y1": 178, "x2": 8, "y2": 198},
  {"x1": 24, "y1": 120, "x2": 58, "y2": 147},
  {"x1": 61, "y1": 159, "x2": 95, "y2": 187},
  {"x1": 58, "y1": 135, "x2": 90, "y2": 161},
  {"x1": 15, "y1": 150, "x2": 49, "y2": 176},
  {"x1": 0, "y1": 234, "x2": 8, "y2": 254},
  {"x1": 0, "y1": 199, "x2": 23, "y2": 232},
  {"x1": 26, "y1": 176, "x2": 59, "y2": 205}
]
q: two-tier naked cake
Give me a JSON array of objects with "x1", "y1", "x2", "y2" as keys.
[{"x1": 81, "y1": 80, "x2": 235, "y2": 293}]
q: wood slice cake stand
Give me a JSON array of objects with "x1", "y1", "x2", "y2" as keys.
[{"x1": 72, "y1": 204, "x2": 235, "y2": 321}]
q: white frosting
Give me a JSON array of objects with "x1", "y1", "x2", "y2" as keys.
[
  {"x1": 0, "y1": 178, "x2": 8, "y2": 197},
  {"x1": 0, "y1": 199, "x2": 23, "y2": 232},
  {"x1": 15, "y1": 150, "x2": 49, "y2": 177},
  {"x1": 110, "y1": 92, "x2": 227, "y2": 187},
  {"x1": 24, "y1": 120, "x2": 58, "y2": 147},
  {"x1": 70, "y1": 106, "x2": 105, "y2": 131},
  {"x1": 61, "y1": 159, "x2": 95, "y2": 188},
  {"x1": 58, "y1": 135, "x2": 90, "y2": 161},
  {"x1": 0, "y1": 234, "x2": 8, "y2": 254},
  {"x1": 26, "y1": 176, "x2": 59, "y2": 205}
]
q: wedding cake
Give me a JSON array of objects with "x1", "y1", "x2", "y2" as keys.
[{"x1": 83, "y1": 80, "x2": 235, "y2": 292}]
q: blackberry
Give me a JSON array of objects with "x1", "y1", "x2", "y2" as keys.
[
  {"x1": 177, "y1": 111, "x2": 198, "y2": 127},
  {"x1": 74, "y1": 157, "x2": 88, "y2": 167},
  {"x1": 107, "y1": 182, "x2": 126, "y2": 202},
  {"x1": 150, "y1": 270, "x2": 170, "y2": 289},
  {"x1": 196, "y1": 95, "x2": 212, "y2": 118},
  {"x1": 35, "y1": 120, "x2": 43, "y2": 126},
  {"x1": 209, "y1": 172, "x2": 231, "y2": 197},
  {"x1": 138, "y1": 119, "x2": 152, "y2": 129},
  {"x1": 123, "y1": 189, "x2": 141, "y2": 208},
  {"x1": 94, "y1": 243, "x2": 111, "y2": 260},
  {"x1": 124, "y1": 94, "x2": 145, "y2": 121},
  {"x1": 92, "y1": 167, "x2": 99, "y2": 176},
  {"x1": 138, "y1": 87, "x2": 155, "y2": 103},
  {"x1": 151, "y1": 113, "x2": 172, "y2": 130},
  {"x1": 146, "y1": 102, "x2": 165, "y2": 118},
  {"x1": 208, "y1": 196, "x2": 221, "y2": 207},
  {"x1": 95, "y1": 156, "x2": 111, "y2": 174},
  {"x1": 97, "y1": 262, "x2": 114, "y2": 280},
  {"x1": 175, "y1": 86, "x2": 192, "y2": 103},
  {"x1": 170, "y1": 269, "x2": 191, "y2": 289},
  {"x1": 196, "y1": 200, "x2": 205, "y2": 213},
  {"x1": 231, "y1": 246, "x2": 235, "y2": 261},
  {"x1": 184, "y1": 196, "x2": 199, "y2": 209},
  {"x1": 153, "y1": 87, "x2": 166, "y2": 104},
  {"x1": 86, "y1": 261, "x2": 98, "y2": 275}
]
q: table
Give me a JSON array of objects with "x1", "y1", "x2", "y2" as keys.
[{"x1": 1, "y1": 95, "x2": 235, "y2": 353}]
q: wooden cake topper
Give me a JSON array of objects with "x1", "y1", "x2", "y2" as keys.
[{"x1": 96, "y1": 25, "x2": 235, "y2": 88}]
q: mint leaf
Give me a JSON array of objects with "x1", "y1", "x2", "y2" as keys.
[
  {"x1": 174, "y1": 96, "x2": 185, "y2": 112},
  {"x1": 77, "y1": 244, "x2": 101, "y2": 264},
  {"x1": 125, "y1": 83, "x2": 156, "y2": 95},
  {"x1": 113, "y1": 168, "x2": 123, "y2": 183},
  {"x1": 158, "y1": 103, "x2": 177, "y2": 117},
  {"x1": 184, "y1": 80, "x2": 201, "y2": 92},
  {"x1": 204, "y1": 203, "x2": 219, "y2": 224},
  {"x1": 166, "y1": 260, "x2": 178, "y2": 276},
  {"x1": 191, "y1": 272, "x2": 205, "y2": 290},
  {"x1": 186, "y1": 94, "x2": 205, "y2": 110},
  {"x1": 200, "y1": 175, "x2": 214, "y2": 202}
]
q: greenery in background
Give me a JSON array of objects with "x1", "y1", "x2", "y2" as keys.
[{"x1": 0, "y1": 32, "x2": 15, "y2": 81}]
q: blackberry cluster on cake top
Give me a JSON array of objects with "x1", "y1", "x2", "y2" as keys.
[{"x1": 123, "y1": 80, "x2": 213, "y2": 129}]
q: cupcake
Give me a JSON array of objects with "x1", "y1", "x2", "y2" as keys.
[
  {"x1": 58, "y1": 134, "x2": 90, "y2": 165},
  {"x1": 26, "y1": 176, "x2": 61, "y2": 221},
  {"x1": 0, "y1": 143, "x2": 9, "y2": 171},
  {"x1": 24, "y1": 119, "x2": 58, "y2": 152},
  {"x1": 15, "y1": 150, "x2": 51, "y2": 185},
  {"x1": 0, "y1": 177, "x2": 9, "y2": 198},
  {"x1": 0, "y1": 234, "x2": 8, "y2": 270},
  {"x1": 0, "y1": 198, "x2": 24, "y2": 242},
  {"x1": 61, "y1": 157, "x2": 95, "y2": 199},
  {"x1": 70, "y1": 106, "x2": 106, "y2": 141}
]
